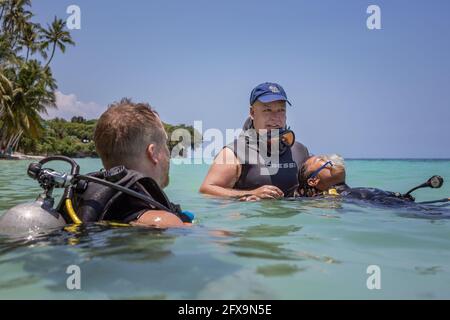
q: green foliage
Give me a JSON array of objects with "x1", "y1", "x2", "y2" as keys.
[
  {"x1": 18, "y1": 118, "x2": 96, "y2": 157},
  {"x1": 0, "y1": 0, "x2": 75, "y2": 156},
  {"x1": 163, "y1": 122, "x2": 202, "y2": 153},
  {"x1": 18, "y1": 118, "x2": 202, "y2": 158}
]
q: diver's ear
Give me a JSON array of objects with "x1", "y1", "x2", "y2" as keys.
[
  {"x1": 250, "y1": 106, "x2": 255, "y2": 120},
  {"x1": 146, "y1": 144, "x2": 159, "y2": 165},
  {"x1": 307, "y1": 177, "x2": 319, "y2": 187}
]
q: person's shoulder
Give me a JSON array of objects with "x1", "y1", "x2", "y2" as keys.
[
  {"x1": 293, "y1": 141, "x2": 308, "y2": 150},
  {"x1": 292, "y1": 141, "x2": 309, "y2": 156},
  {"x1": 213, "y1": 145, "x2": 241, "y2": 167},
  {"x1": 221, "y1": 136, "x2": 247, "y2": 164},
  {"x1": 132, "y1": 210, "x2": 185, "y2": 228},
  {"x1": 290, "y1": 141, "x2": 310, "y2": 166}
]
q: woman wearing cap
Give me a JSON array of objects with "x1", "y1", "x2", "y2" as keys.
[{"x1": 199, "y1": 82, "x2": 310, "y2": 201}]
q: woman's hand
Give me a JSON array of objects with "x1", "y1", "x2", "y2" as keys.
[
  {"x1": 251, "y1": 185, "x2": 284, "y2": 199},
  {"x1": 239, "y1": 195, "x2": 262, "y2": 202}
]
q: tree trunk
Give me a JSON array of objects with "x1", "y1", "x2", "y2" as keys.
[
  {"x1": 11, "y1": 130, "x2": 23, "y2": 152},
  {"x1": 45, "y1": 42, "x2": 56, "y2": 69},
  {"x1": 4, "y1": 130, "x2": 22, "y2": 155},
  {"x1": 0, "y1": 4, "x2": 7, "y2": 29},
  {"x1": 4, "y1": 133, "x2": 15, "y2": 154},
  {"x1": 0, "y1": 131, "x2": 5, "y2": 150},
  {"x1": 0, "y1": 6, "x2": 5, "y2": 23}
]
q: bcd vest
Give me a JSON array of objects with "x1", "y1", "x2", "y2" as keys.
[
  {"x1": 227, "y1": 133, "x2": 309, "y2": 196},
  {"x1": 60, "y1": 166, "x2": 187, "y2": 223}
]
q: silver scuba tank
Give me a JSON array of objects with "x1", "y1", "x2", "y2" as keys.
[
  {"x1": 0, "y1": 194, "x2": 66, "y2": 235},
  {"x1": 0, "y1": 156, "x2": 82, "y2": 235}
]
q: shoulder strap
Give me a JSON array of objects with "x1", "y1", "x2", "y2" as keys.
[{"x1": 229, "y1": 138, "x2": 251, "y2": 189}]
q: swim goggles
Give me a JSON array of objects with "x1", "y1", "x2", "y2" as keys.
[{"x1": 308, "y1": 160, "x2": 333, "y2": 179}]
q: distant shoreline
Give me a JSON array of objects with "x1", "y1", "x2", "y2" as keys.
[
  {"x1": 0, "y1": 152, "x2": 45, "y2": 161},
  {"x1": 0, "y1": 152, "x2": 99, "y2": 161},
  {"x1": 1, "y1": 154, "x2": 449, "y2": 162}
]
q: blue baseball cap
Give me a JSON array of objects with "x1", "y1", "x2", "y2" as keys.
[{"x1": 250, "y1": 82, "x2": 292, "y2": 106}]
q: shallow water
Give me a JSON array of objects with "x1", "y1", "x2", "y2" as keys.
[{"x1": 0, "y1": 158, "x2": 449, "y2": 299}]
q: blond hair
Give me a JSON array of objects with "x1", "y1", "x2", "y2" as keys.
[{"x1": 94, "y1": 98, "x2": 165, "y2": 168}]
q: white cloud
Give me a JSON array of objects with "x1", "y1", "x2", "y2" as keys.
[{"x1": 41, "y1": 91, "x2": 105, "y2": 120}]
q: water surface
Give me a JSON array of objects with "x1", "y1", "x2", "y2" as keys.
[{"x1": 0, "y1": 159, "x2": 449, "y2": 299}]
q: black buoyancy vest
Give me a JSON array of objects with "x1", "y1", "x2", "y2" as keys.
[
  {"x1": 228, "y1": 134, "x2": 310, "y2": 196},
  {"x1": 333, "y1": 183, "x2": 413, "y2": 205},
  {"x1": 67, "y1": 168, "x2": 183, "y2": 223}
]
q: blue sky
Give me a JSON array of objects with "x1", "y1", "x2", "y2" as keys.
[{"x1": 32, "y1": 0, "x2": 450, "y2": 158}]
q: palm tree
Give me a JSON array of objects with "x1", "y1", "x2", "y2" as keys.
[
  {"x1": 41, "y1": 17, "x2": 74, "y2": 68},
  {"x1": 0, "y1": 66, "x2": 24, "y2": 153},
  {"x1": 0, "y1": 68, "x2": 15, "y2": 118},
  {"x1": 0, "y1": 60, "x2": 57, "y2": 154},
  {"x1": 0, "y1": 0, "x2": 10, "y2": 23},
  {"x1": 18, "y1": 22, "x2": 43, "y2": 61},
  {"x1": 1, "y1": 0, "x2": 32, "y2": 46},
  {"x1": 1, "y1": 1, "x2": 75, "y2": 155}
]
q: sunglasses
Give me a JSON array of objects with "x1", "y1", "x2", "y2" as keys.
[{"x1": 308, "y1": 160, "x2": 333, "y2": 179}]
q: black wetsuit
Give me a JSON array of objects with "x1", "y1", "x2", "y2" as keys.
[
  {"x1": 291, "y1": 183, "x2": 450, "y2": 218},
  {"x1": 329, "y1": 183, "x2": 450, "y2": 218},
  {"x1": 332, "y1": 183, "x2": 414, "y2": 206},
  {"x1": 226, "y1": 119, "x2": 309, "y2": 195},
  {"x1": 63, "y1": 167, "x2": 187, "y2": 224},
  {"x1": 228, "y1": 138, "x2": 309, "y2": 195}
]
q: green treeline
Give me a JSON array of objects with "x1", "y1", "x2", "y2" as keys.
[{"x1": 18, "y1": 116, "x2": 202, "y2": 158}]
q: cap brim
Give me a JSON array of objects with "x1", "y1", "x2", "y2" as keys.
[{"x1": 257, "y1": 94, "x2": 292, "y2": 106}]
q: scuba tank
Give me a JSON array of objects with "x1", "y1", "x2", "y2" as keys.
[
  {"x1": 0, "y1": 194, "x2": 66, "y2": 235},
  {"x1": 0, "y1": 156, "x2": 79, "y2": 235}
]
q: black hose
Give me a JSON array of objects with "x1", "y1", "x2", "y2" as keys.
[
  {"x1": 403, "y1": 182, "x2": 428, "y2": 198},
  {"x1": 76, "y1": 174, "x2": 171, "y2": 212},
  {"x1": 39, "y1": 156, "x2": 80, "y2": 175}
]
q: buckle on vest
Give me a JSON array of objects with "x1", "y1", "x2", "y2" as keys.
[{"x1": 104, "y1": 166, "x2": 128, "y2": 182}]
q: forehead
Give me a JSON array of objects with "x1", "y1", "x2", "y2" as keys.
[
  {"x1": 253, "y1": 100, "x2": 286, "y2": 109},
  {"x1": 306, "y1": 156, "x2": 319, "y2": 164},
  {"x1": 305, "y1": 156, "x2": 321, "y2": 168}
]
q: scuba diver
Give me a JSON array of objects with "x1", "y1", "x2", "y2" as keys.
[
  {"x1": 293, "y1": 154, "x2": 449, "y2": 213},
  {"x1": 0, "y1": 99, "x2": 194, "y2": 234},
  {"x1": 200, "y1": 82, "x2": 310, "y2": 199}
]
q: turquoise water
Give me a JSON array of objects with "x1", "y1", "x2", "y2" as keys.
[{"x1": 0, "y1": 158, "x2": 449, "y2": 299}]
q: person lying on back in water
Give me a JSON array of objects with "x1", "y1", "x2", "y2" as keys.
[
  {"x1": 242, "y1": 154, "x2": 417, "y2": 203},
  {"x1": 295, "y1": 154, "x2": 416, "y2": 204},
  {"x1": 238, "y1": 154, "x2": 450, "y2": 219}
]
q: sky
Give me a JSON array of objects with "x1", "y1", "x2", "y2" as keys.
[{"x1": 32, "y1": 0, "x2": 450, "y2": 158}]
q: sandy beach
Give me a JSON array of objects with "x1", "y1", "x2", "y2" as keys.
[{"x1": 0, "y1": 152, "x2": 45, "y2": 161}]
